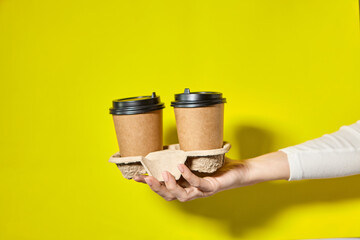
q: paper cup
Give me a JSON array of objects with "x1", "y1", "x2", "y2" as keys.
[
  {"x1": 110, "y1": 92, "x2": 164, "y2": 157},
  {"x1": 171, "y1": 88, "x2": 226, "y2": 151}
]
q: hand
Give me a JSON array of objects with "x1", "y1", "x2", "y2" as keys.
[
  {"x1": 133, "y1": 157, "x2": 249, "y2": 202},
  {"x1": 133, "y1": 151, "x2": 290, "y2": 202}
]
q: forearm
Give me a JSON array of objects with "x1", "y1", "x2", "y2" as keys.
[{"x1": 217, "y1": 120, "x2": 360, "y2": 193}]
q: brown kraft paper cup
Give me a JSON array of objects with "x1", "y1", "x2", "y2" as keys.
[
  {"x1": 172, "y1": 89, "x2": 226, "y2": 151},
  {"x1": 110, "y1": 93, "x2": 165, "y2": 157},
  {"x1": 112, "y1": 109, "x2": 163, "y2": 157},
  {"x1": 174, "y1": 103, "x2": 224, "y2": 151}
]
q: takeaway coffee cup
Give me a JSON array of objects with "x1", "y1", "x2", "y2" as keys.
[
  {"x1": 171, "y1": 88, "x2": 226, "y2": 151},
  {"x1": 109, "y1": 92, "x2": 165, "y2": 157}
]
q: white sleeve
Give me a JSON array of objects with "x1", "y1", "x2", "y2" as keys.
[{"x1": 279, "y1": 120, "x2": 360, "y2": 181}]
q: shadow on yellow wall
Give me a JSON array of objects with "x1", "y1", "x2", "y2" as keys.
[{"x1": 165, "y1": 124, "x2": 360, "y2": 237}]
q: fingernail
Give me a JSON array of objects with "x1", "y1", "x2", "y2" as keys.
[
  {"x1": 162, "y1": 171, "x2": 169, "y2": 182},
  {"x1": 144, "y1": 177, "x2": 152, "y2": 186},
  {"x1": 133, "y1": 176, "x2": 139, "y2": 181},
  {"x1": 178, "y1": 164, "x2": 184, "y2": 173}
]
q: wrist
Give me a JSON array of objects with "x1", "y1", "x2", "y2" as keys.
[
  {"x1": 244, "y1": 151, "x2": 290, "y2": 184},
  {"x1": 214, "y1": 159, "x2": 252, "y2": 192},
  {"x1": 213, "y1": 151, "x2": 289, "y2": 193}
]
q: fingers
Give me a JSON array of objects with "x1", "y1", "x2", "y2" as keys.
[
  {"x1": 162, "y1": 171, "x2": 190, "y2": 202},
  {"x1": 134, "y1": 169, "x2": 216, "y2": 202},
  {"x1": 178, "y1": 164, "x2": 219, "y2": 192},
  {"x1": 133, "y1": 175, "x2": 147, "y2": 183},
  {"x1": 143, "y1": 176, "x2": 176, "y2": 201}
]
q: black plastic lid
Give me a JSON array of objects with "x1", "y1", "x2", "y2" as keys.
[
  {"x1": 109, "y1": 92, "x2": 165, "y2": 115},
  {"x1": 171, "y1": 88, "x2": 226, "y2": 108}
]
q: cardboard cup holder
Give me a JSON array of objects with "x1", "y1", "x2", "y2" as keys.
[{"x1": 109, "y1": 142, "x2": 231, "y2": 181}]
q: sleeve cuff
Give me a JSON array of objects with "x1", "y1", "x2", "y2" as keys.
[{"x1": 279, "y1": 147, "x2": 303, "y2": 181}]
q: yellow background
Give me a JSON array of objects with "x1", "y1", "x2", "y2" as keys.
[{"x1": 1, "y1": 0, "x2": 360, "y2": 239}]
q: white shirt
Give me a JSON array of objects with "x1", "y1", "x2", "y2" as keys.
[{"x1": 279, "y1": 120, "x2": 360, "y2": 181}]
